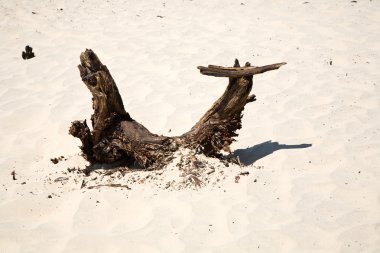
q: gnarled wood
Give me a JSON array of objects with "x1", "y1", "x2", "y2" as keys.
[
  {"x1": 181, "y1": 60, "x2": 267, "y2": 156},
  {"x1": 70, "y1": 49, "x2": 286, "y2": 169},
  {"x1": 71, "y1": 49, "x2": 176, "y2": 169}
]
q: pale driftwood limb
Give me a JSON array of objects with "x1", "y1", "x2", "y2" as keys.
[{"x1": 70, "y1": 50, "x2": 286, "y2": 169}]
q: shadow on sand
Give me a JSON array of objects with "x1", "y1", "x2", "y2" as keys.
[{"x1": 233, "y1": 141, "x2": 312, "y2": 166}]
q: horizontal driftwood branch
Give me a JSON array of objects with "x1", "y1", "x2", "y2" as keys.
[{"x1": 198, "y1": 62, "x2": 286, "y2": 77}]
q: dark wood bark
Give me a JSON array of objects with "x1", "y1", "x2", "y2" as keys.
[
  {"x1": 22, "y1": 45, "x2": 35, "y2": 60},
  {"x1": 70, "y1": 49, "x2": 286, "y2": 169}
]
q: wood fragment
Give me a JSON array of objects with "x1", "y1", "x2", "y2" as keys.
[
  {"x1": 11, "y1": 170, "x2": 16, "y2": 180},
  {"x1": 80, "y1": 180, "x2": 86, "y2": 189},
  {"x1": 22, "y1": 45, "x2": 35, "y2": 60},
  {"x1": 206, "y1": 167, "x2": 215, "y2": 175},
  {"x1": 246, "y1": 94, "x2": 256, "y2": 103},
  {"x1": 87, "y1": 184, "x2": 131, "y2": 190},
  {"x1": 236, "y1": 156, "x2": 242, "y2": 167},
  {"x1": 54, "y1": 177, "x2": 69, "y2": 182},
  {"x1": 189, "y1": 175, "x2": 202, "y2": 187}
]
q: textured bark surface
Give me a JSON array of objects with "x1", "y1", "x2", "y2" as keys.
[
  {"x1": 70, "y1": 49, "x2": 286, "y2": 169},
  {"x1": 182, "y1": 60, "x2": 287, "y2": 156}
]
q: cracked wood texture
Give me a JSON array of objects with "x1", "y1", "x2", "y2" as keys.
[{"x1": 70, "y1": 49, "x2": 286, "y2": 169}]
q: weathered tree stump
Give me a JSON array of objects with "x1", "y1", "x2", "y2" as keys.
[{"x1": 70, "y1": 49, "x2": 286, "y2": 169}]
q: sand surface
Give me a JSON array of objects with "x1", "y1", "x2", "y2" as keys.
[{"x1": 1, "y1": 0, "x2": 380, "y2": 252}]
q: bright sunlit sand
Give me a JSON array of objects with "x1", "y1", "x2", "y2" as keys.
[{"x1": 1, "y1": 0, "x2": 380, "y2": 252}]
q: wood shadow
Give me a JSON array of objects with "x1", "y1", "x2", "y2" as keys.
[{"x1": 233, "y1": 141, "x2": 312, "y2": 166}]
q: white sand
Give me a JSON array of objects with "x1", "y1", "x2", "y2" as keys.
[{"x1": 1, "y1": 0, "x2": 380, "y2": 252}]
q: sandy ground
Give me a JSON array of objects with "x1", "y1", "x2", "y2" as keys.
[{"x1": 1, "y1": 0, "x2": 380, "y2": 252}]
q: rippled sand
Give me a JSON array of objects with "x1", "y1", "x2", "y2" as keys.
[{"x1": 1, "y1": 0, "x2": 380, "y2": 252}]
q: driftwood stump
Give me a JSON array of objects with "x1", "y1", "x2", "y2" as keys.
[{"x1": 70, "y1": 49, "x2": 286, "y2": 169}]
